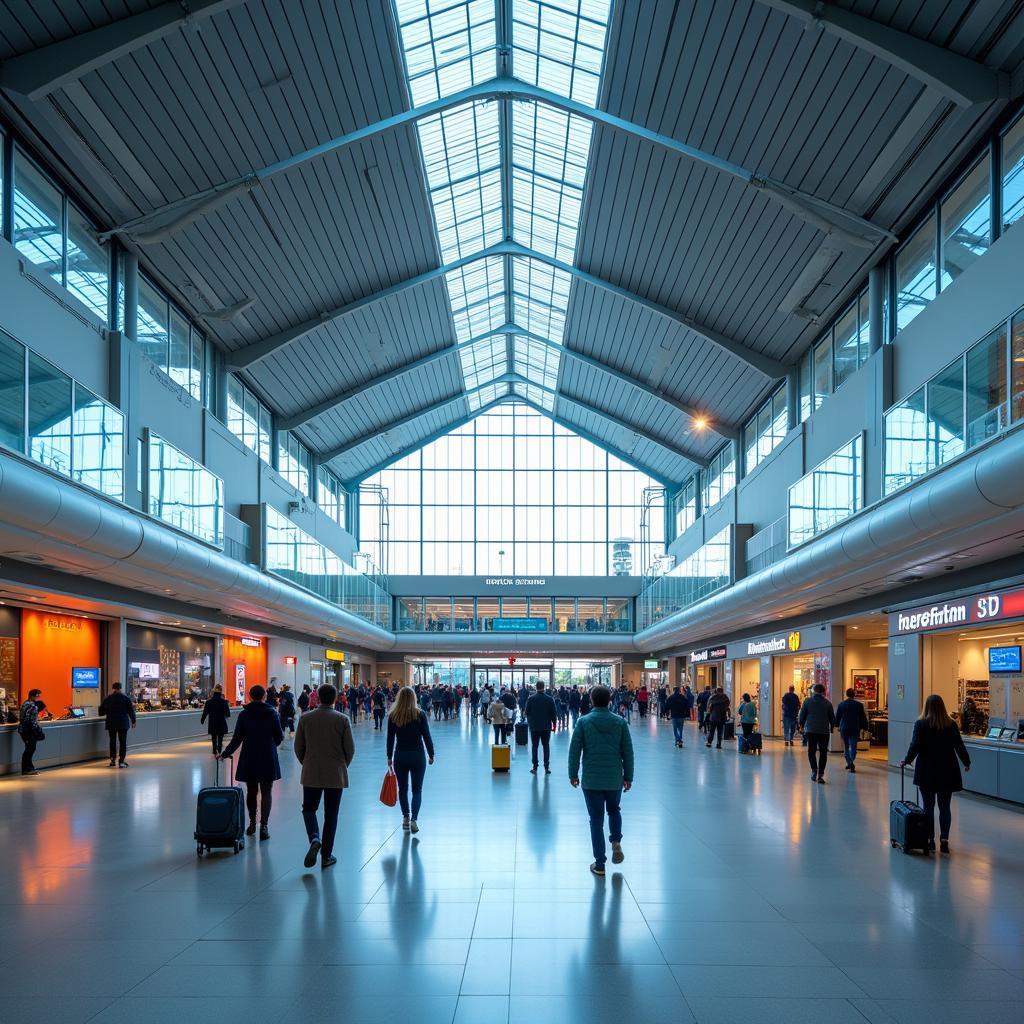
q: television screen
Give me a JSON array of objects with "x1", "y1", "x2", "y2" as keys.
[
  {"x1": 989, "y1": 645, "x2": 1022, "y2": 673},
  {"x1": 72, "y1": 667, "x2": 100, "y2": 689},
  {"x1": 132, "y1": 662, "x2": 160, "y2": 680}
]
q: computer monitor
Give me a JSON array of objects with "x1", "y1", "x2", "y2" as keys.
[
  {"x1": 69, "y1": 707, "x2": 85, "y2": 719},
  {"x1": 986, "y1": 725, "x2": 1003, "y2": 739}
]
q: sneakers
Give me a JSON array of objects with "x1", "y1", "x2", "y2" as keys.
[
  {"x1": 810, "y1": 771, "x2": 818, "y2": 782},
  {"x1": 940, "y1": 839, "x2": 950, "y2": 854},
  {"x1": 108, "y1": 760, "x2": 117, "y2": 768},
  {"x1": 849, "y1": 764, "x2": 856, "y2": 773},
  {"x1": 410, "y1": 820, "x2": 419, "y2": 834},
  {"x1": 259, "y1": 825, "x2": 270, "y2": 841},
  {"x1": 21, "y1": 769, "x2": 39, "y2": 776},
  {"x1": 845, "y1": 763, "x2": 852, "y2": 771},
  {"x1": 119, "y1": 761, "x2": 128, "y2": 768},
  {"x1": 402, "y1": 816, "x2": 411, "y2": 831},
  {"x1": 705, "y1": 742, "x2": 712, "y2": 748},
  {"x1": 304, "y1": 838, "x2": 322, "y2": 868},
  {"x1": 589, "y1": 862, "x2": 605, "y2": 877},
  {"x1": 245, "y1": 821, "x2": 257, "y2": 836},
  {"x1": 530, "y1": 766, "x2": 538, "y2": 774},
  {"x1": 611, "y1": 842, "x2": 624, "y2": 865},
  {"x1": 816, "y1": 775, "x2": 825, "y2": 784},
  {"x1": 321, "y1": 855, "x2": 337, "y2": 870},
  {"x1": 545, "y1": 767, "x2": 551, "y2": 775}
]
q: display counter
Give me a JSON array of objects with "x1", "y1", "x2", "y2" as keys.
[
  {"x1": 960, "y1": 736, "x2": 1024, "y2": 804},
  {"x1": 0, "y1": 709, "x2": 205, "y2": 776}
]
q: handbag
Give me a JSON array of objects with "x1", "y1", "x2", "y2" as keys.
[{"x1": 379, "y1": 767, "x2": 398, "y2": 807}]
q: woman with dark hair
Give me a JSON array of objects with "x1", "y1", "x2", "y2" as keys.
[
  {"x1": 200, "y1": 684, "x2": 231, "y2": 755},
  {"x1": 386, "y1": 686, "x2": 434, "y2": 834},
  {"x1": 220, "y1": 684, "x2": 284, "y2": 841},
  {"x1": 901, "y1": 694, "x2": 971, "y2": 854},
  {"x1": 738, "y1": 693, "x2": 757, "y2": 744}
]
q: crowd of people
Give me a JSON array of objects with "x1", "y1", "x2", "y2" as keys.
[{"x1": 14, "y1": 672, "x2": 973, "y2": 868}]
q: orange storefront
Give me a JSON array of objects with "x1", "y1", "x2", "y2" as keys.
[
  {"x1": 20, "y1": 610, "x2": 102, "y2": 713},
  {"x1": 223, "y1": 636, "x2": 267, "y2": 704}
]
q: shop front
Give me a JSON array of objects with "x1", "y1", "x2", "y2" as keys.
[
  {"x1": 20, "y1": 608, "x2": 103, "y2": 718},
  {"x1": 223, "y1": 635, "x2": 267, "y2": 704},
  {"x1": 889, "y1": 585, "x2": 1024, "y2": 803},
  {"x1": 127, "y1": 624, "x2": 215, "y2": 711},
  {"x1": 687, "y1": 645, "x2": 727, "y2": 691}
]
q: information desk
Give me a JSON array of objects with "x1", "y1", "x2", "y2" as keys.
[
  {"x1": 0, "y1": 710, "x2": 205, "y2": 775},
  {"x1": 956, "y1": 737, "x2": 1024, "y2": 805}
]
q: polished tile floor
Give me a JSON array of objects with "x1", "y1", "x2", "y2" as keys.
[{"x1": 1, "y1": 712, "x2": 1023, "y2": 1024}]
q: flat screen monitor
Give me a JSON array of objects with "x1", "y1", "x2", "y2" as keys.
[
  {"x1": 133, "y1": 662, "x2": 160, "y2": 680},
  {"x1": 1000, "y1": 727, "x2": 1017, "y2": 741},
  {"x1": 69, "y1": 707, "x2": 85, "y2": 719},
  {"x1": 986, "y1": 725, "x2": 1003, "y2": 739},
  {"x1": 988, "y1": 645, "x2": 1021, "y2": 673},
  {"x1": 71, "y1": 666, "x2": 100, "y2": 689}
]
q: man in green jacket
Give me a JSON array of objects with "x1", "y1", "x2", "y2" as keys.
[{"x1": 568, "y1": 685, "x2": 634, "y2": 877}]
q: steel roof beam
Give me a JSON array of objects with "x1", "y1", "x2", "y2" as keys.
[
  {"x1": 0, "y1": 1, "x2": 247, "y2": 101},
  {"x1": 322, "y1": 375, "x2": 515, "y2": 462},
  {"x1": 227, "y1": 241, "x2": 792, "y2": 379},
  {"x1": 758, "y1": 1, "x2": 1010, "y2": 109},
  {"x1": 511, "y1": 375, "x2": 709, "y2": 469},
  {"x1": 98, "y1": 77, "x2": 893, "y2": 251}
]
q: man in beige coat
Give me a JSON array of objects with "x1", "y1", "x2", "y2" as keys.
[{"x1": 294, "y1": 683, "x2": 355, "y2": 870}]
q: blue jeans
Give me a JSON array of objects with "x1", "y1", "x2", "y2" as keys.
[
  {"x1": 672, "y1": 718, "x2": 685, "y2": 743},
  {"x1": 622, "y1": 706, "x2": 632, "y2": 723},
  {"x1": 783, "y1": 717, "x2": 797, "y2": 742},
  {"x1": 583, "y1": 788, "x2": 623, "y2": 867},
  {"x1": 393, "y1": 750, "x2": 427, "y2": 819},
  {"x1": 843, "y1": 734, "x2": 858, "y2": 765}
]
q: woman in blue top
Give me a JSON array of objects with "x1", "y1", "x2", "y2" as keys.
[
  {"x1": 387, "y1": 687, "x2": 435, "y2": 834},
  {"x1": 738, "y1": 693, "x2": 758, "y2": 742}
]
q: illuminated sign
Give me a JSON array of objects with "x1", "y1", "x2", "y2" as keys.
[
  {"x1": 71, "y1": 667, "x2": 100, "y2": 689},
  {"x1": 788, "y1": 631, "x2": 801, "y2": 651},
  {"x1": 491, "y1": 618, "x2": 547, "y2": 631},
  {"x1": 283, "y1": 656, "x2": 298, "y2": 666},
  {"x1": 890, "y1": 589, "x2": 1022, "y2": 634},
  {"x1": 484, "y1": 578, "x2": 547, "y2": 585},
  {"x1": 240, "y1": 636, "x2": 262, "y2": 648},
  {"x1": 644, "y1": 660, "x2": 659, "y2": 669},
  {"x1": 746, "y1": 636, "x2": 787, "y2": 655},
  {"x1": 689, "y1": 646, "x2": 727, "y2": 663},
  {"x1": 45, "y1": 616, "x2": 83, "y2": 631},
  {"x1": 325, "y1": 649, "x2": 345, "y2": 662}
]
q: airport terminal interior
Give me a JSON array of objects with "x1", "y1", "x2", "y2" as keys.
[{"x1": 2, "y1": 0, "x2": 1024, "y2": 1021}]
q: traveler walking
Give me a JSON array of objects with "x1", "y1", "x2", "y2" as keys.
[
  {"x1": 580, "y1": 688, "x2": 592, "y2": 716},
  {"x1": 835, "y1": 688, "x2": 870, "y2": 772},
  {"x1": 386, "y1": 686, "x2": 435, "y2": 834},
  {"x1": 900, "y1": 694, "x2": 971, "y2": 853},
  {"x1": 220, "y1": 684, "x2": 284, "y2": 840},
  {"x1": 738, "y1": 693, "x2": 757, "y2": 741},
  {"x1": 705, "y1": 687, "x2": 730, "y2": 748},
  {"x1": 294, "y1": 683, "x2": 355, "y2": 870},
  {"x1": 201, "y1": 684, "x2": 232, "y2": 755},
  {"x1": 798, "y1": 683, "x2": 836, "y2": 783},
  {"x1": 479, "y1": 685, "x2": 492, "y2": 720},
  {"x1": 279, "y1": 684, "x2": 296, "y2": 736},
  {"x1": 664, "y1": 685, "x2": 690, "y2": 747},
  {"x1": 298, "y1": 684, "x2": 311, "y2": 714},
  {"x1": 568, "y1": 685, "x2": 634, "y2": 877},
  {"x1": 569, "y1": 687, "x2": 581, "y2": 726},
  {"x1": 372, "y1": 686, "x2": 387, "y2": 730},
  {"x1": 308, "y1": 685, "x2": 320, "y2": 711},
  {"x1": 266, "y1": 678, "x2": 280, "y2": 708},
  {"x1": 657, "y1": 685, "x2": 668, "y2": 720},
  {"x1": 18, "y1": 688, "x2": 47, "y2": 776},
  {"x1": 781, "y1": 685, "x2": 800, "y2": 746},
  {"x1": 488, "y1": 696, "x2": 510, "y2": 744},
  {"x1": 636, "y1": 685, "x2": 649, "y2": 719},
  {"x1": 470, "y1": 686, "x2": 480, "y2": 717},
  {"x1": 98, "y1": 682, "x2": 136, "y2": 767},
  {"x1": 696, "y1": 685, "x2": 711, "y2": 735},
  {"x1": 525, "y1": 681, "x2": 558, "y2": 775}
]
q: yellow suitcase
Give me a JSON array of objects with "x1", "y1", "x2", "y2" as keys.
[{"x1": 491, "y1": 743, "x2": 511, "y2": 772}]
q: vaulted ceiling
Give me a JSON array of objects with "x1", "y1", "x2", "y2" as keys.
[{"x1": 1, "y1": 0, "x2": 1022, "y2": 486}]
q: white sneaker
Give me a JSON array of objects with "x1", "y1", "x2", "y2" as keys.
[{"x1": 410, "y1": 820, "x2": 419, "y2": 834}]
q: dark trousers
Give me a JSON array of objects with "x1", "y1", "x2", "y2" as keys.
[
  {"x1": 302, "y1": 786, "x2": 343, "y2": 857},
  {"x1": 246, "y1": 781, "x2": 274, "y2": 826},
  {"x1": 741, "y1": 722, "x2": 754, "y2": 738},
  {"x1": 373, "y1": 708, "x2": 385, "y2": 730},
  {"x1": 492, "y1": 724, "x2": 508, "y2": 744},
  {"x1": 697, "y1": 711, "x2": 706, "y2": 733},
  {"x1": 393, "y1": 749, "x2": 427, "y2": 819},
  {"x1": 706, "y1": 720, "x2": 724, "y2": 746},
  {"x1": 211, "y1": 732, "x2": 225, "y2": 755},
  {"x1": 806, "y1": 733, "x2": 829, "y2": 775},
  {"x1": 108, "y1": 728, "x2": 128, "y2": 763},
  {"x1": 20, "y1": 732, "x2": 37, "y2": 774},
  {"x1": 919, "y1": 788, "x2": 953, "y2": 840},
  {"x1": 638, "y1": 702, "x2": 648, "y2": 718},
  {"x1": 583, "y1": 788, "x2": 623, "y2": 868},
  {"x1": 530, "y1": 728, "x2": 551, "y2": 768}
]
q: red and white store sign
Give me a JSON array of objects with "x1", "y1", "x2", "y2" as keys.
[{"x1": 890, "y1": 587, "x2": 1024, "y2": 635}]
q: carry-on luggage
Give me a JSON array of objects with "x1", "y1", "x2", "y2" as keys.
[
  {"x1": 890, "y1": 764, "x2": 929, "y2": 855},
  {"x1": 514, "y1": 722, "x2": 529, "y2": 746},
  {"x1": 723, "y1": 719, "x2": 735, "y2": 741},
  {"x1": 195, "y1": 754, "x2": 245, "y2": 856},
  {"x1": 747, "y1": 731, "x2": 763, "y2": 754},
  {"x1": 491, "y1": 743, "x2": 511, "y2": 773}
]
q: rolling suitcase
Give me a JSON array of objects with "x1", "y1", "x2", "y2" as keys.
[
  {"x1": 195, "y1": 754, "x2": 245, "y2": 856},
  {"x1": 514, "y1": 722, "x2": 529, "y2": 746},
  {"x1": 748, "y1": 731, "x2": 763, "y2": 754},
  {"x1": 890, "y1": 764, "x2": 929, "y2": 855},
  {"x1": 491, "y1": 743, "x2": 511, "y2": 773},
  {"x1": 723, "y1": 719, "x2": 735, "y2": 741}
]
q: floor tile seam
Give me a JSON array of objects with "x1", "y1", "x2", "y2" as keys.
[{"x1": 76, "y1": 995, "x2": 119, "y2": 1023}]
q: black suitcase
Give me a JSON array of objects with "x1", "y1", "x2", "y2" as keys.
[
  {"x1": 890, "y1": 764, "x2": 929, "y2": 855},
  {"x1": 723, "y1": 720, "x2": 735, "y2": 741},
  {"x1": 195, "y1": 755, "x2": 245, "y2": 856},
  {"x1": 514, "y1": 722, "x2": 529, "y2": 746},
  {"x1": 747, "y1": 731, "x2": 763, "y2": 753}
]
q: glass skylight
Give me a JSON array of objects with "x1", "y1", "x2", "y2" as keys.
[
  {"x1": 511, "y1": 101, "x2": 591, "y2": 261},
  {"x1": 418, "y1": 100, "x2": 502, "y2": 262},
  {"x1": 513, "y1": 334, "x2": 560, "y2": 390},
  {"x1": 467, "y1": 380, "x2": 509, "y2": 411},
  {"x1": 446, "y1": 255, "x2": 506, "y2": 342},
  {"x1": 511, "y1": 255, "x2": 570, "y2": 341},
  {"x1": 460, "y1": 333, "x2": 507, "y2": 389},
  {"x1": 511, "y1": 0, "x2": 611, "y2": 105},
  {"x1": 395, "y1": 0, "x2": 497, "y2": 105},
  {"x1": 513, "y1": 380, "x2": 555, "y2": 412}
]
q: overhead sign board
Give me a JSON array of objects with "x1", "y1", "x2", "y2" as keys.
[
  {"x1": 689, "y1": 646, "x2": 727, "y2": 663},
  {"x1": 491, "y1": 618, "x2": 547, "y2": 632},
  {"x1": 240, "y1": 636, "x2": 262, "y2": 648},
  {"x1": 484, "y1": 578, "x2": 547, "y2": 586},
  {"x1": 890, "y1": 588, "x2": 1022, "y2": 635},
  {"x1": 325, "y1": 649, "x2": 346, "y2": 662},
  {"x1": 644, "y1": 659, "x2": 660, "y2": 669}
]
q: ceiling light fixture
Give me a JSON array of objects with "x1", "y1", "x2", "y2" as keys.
[{"x1": 693, "y1": 416, "x2": 709, "y2": 431}]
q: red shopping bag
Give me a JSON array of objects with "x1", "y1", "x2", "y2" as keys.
[{"x1": 379, "y1": 768, "x2": 398, "y2": 807}]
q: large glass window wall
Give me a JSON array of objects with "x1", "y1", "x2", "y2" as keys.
[
  {"x1": 317, "y1": 466, "x2": 347, "y2": 528},
  {"x1": 361, "y1": 403, "x2": 664, "y2": 576},
  {"x1": 226, "y1": 377, "x2": 272, "y2": 464},
  {"x1": 743, "y1": 387, "x2": 788, "y2": 475},
  {"x1": 278, "y1": 431, "x2": 312, "y2": 496},
  {"x1": 136, "y1": 273, "x2": 206, "y2": 402},
  {"x1": 673, "y1": 477, "x2": 697, "y2": 538},
  {"x1": 395, "y1": 595, "x2": 632, "y2": 633},
  {"x1": 264, "y1": 506, "x2": 389, "y2": 628},
  {"x1": 788, "y1": 435, "x2": 863, "y2": 548},
  {"x1": 637, "y1": 527, "x2": 733, "y2": 629},
  {"x1": 147, "y1": 432, "x2": 224, "y2": 547},
  {"x1": 0, "y1": 330, "x2": 124, "y2": 500},
  {"x1": 700, "y1": 444, "x2": 736, "y2": 511}
]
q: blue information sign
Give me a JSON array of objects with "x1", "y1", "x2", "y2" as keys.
[
  {"x1": 491, "y1": 618, "x2": 547, "y2": 632},
  {"x1": 72, "y1": 666, "x2": 100, "y2": 689}
]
